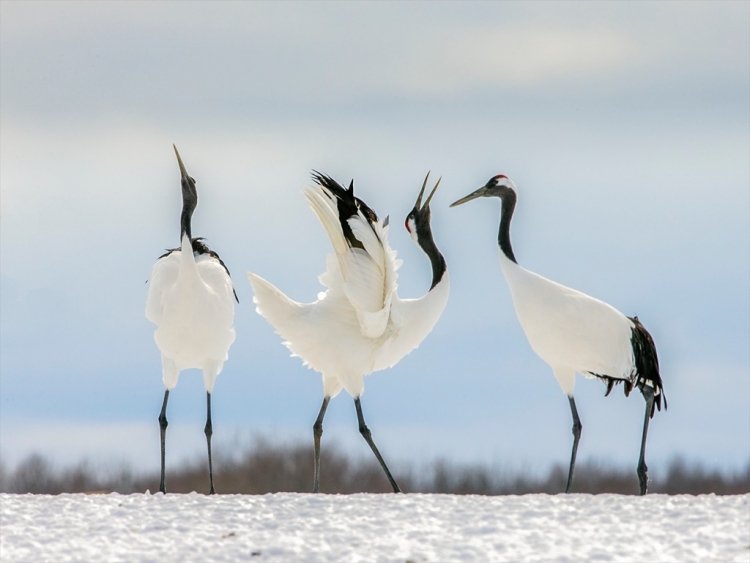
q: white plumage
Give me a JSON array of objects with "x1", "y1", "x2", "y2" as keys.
[
  {"x1": 145, "y1": 145, "x2": 236, "y2": 494},
  {"x1": 451, "y1": 173, "x2": 665, "y2": 495},
  {"x1": 146, "y1": 234, "x2": 236, "y2": 392},
  {"x1": 500, "y1": 255, "x2": 636, "y2": 397},
  {"x1": 249, "y1": 172, "x2": 449, "y2": 492}
]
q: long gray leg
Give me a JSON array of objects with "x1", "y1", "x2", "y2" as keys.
[
  {"x1": 312, "y1": 397, "x2": 330, "y2": 493},
  {"x1": 565, "y1": 395, "x2": 583, "y2": 493},
  {"x1": 204, "y1": 391, "x2": 216, "y2": 495},
  {"x1": 354, "y1": 397, "x2": 401, "y2": 493},
  {"x1": 158, "y1": 390, "x2": 170, "y2": 494},
  {"x1": 637, "y1": 386, "x2": 656, "y2": 495}
]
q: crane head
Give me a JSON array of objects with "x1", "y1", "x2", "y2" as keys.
[
  {"x1": 450, "y1": 174, "x2": 517, "y2": 207},
  {"x1": 174, "y1": 144, "x2": 198, "y2": 239},
  {"x1": 405, "y1": 171, "x2": 441, "y2": 241},
  {"x1": 174, "y1": 145, "x2": 198, "y2": 211}
]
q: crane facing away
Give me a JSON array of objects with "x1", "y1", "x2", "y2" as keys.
[
  {"x1": 248, "y1": 172, "x2": 449, "y2": 493},
  {"x1": 451, "y1": 174, "x2": 666, "y2": 495},
  {"x1": 146, "y1": 145, "x2": 237, "y2": 494}
]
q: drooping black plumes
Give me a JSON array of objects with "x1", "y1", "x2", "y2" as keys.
[
  {"x1": 596, "y1": 316, "x2": 665, "y2": 417},
  {"x1": 629, "y1": 316, "x2": 666, "y2": 417}
]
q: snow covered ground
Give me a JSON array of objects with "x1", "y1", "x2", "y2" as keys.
[{"x1": 1, "y1": 493, "x2": 748, "y2": 562}]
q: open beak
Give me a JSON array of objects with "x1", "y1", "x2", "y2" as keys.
[
  {"x1": 450, "y1": 186, "x2": 488, "y2": 207},
  {"x1": 416, "y1": 171, "x2": 442, "y2": 210}
]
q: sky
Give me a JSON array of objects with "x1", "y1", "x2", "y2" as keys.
[{"x1": 1, "y1": 1, "x2": 748, "y2": 479}]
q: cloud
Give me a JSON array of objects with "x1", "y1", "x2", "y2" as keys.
[
  {"x1": 395, "y1": 25, "x2": 637, "y2": 97},
  {"x1": 2, "y1": 2, "x2": 746, "y2": 120}
]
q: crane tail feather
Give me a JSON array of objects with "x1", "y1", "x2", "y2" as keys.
[
  {"x1": 247, "y1": 272, "x2": 306, "y2": 344},
  {"x1": 628, "y1": 316, "x2": 666, "y2": 418},
  {"x1": 592, "y1": 318, "x2": 665, "y2": 418},
  {"x1": 604, "y1": 378, "x2": 615, "y2": 397}
]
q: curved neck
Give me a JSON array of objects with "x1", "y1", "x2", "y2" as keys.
[
  {"x1": 416, "y1": 224, "x2": 447, "y2": 290},
  {"x1": 498, "y1": 191, "x2": 517, "y2": 263}
]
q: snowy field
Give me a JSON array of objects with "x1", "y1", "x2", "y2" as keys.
[{"x1": 1, "y1": 493, "x2": 747, "y2": 562}]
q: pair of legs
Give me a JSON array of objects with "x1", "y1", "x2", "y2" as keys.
[
  {"x1": 312, "y1": 396, "x2": 401, "y2": 493},
  {"x1": 158, "y1": 390, "x2": 216, "y2": 494},
  {"x1": 565, "y1": 385, "x2": 656, "y2": 495}
]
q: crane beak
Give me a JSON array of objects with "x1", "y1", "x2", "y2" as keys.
[
  {"x1": 423, "y1": 176, "x2": 441, "y2": 209},
  {"x1": 450, "y1": 186, "x2": 488, "y2": 207},
  {"x1": 174, "y1": 144, "x2": 197, "y2": 207},
  {"x1": 415, "y1": 172, "x2": 441, "y2": 210},
  {"x1": 415, "y1": 171, "x2": 430, "y2": 209},
  {"x1": 173, "y1": 144, "x2": 189, "y2": 180},
  {"x1": 172, "y1": 145, "x2": 198, "y2": 198}
]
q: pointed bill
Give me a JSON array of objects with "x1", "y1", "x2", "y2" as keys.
[
  {"x1": 173, "y1": 144, "x2": 189, "y2": 179},
  {"x1": 415, "y1": 171, "x2": 430, "y2": 209},
  {"x1": 450, "y1": 186, "x2": 488, "y2": 207},
  {"x1": 423, "y1": 176, "x2": 441, "y2": 209}
]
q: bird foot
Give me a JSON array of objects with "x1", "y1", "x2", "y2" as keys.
[{"x1": 637, "y1": 461, "x2": 648, "y2": 495}]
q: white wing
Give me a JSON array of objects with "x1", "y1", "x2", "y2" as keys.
[
  {"x1": 248, "y1": 270, "x2": 355, "y2": 372},
  {"x1": 304, "y1": 185, "x2": 402, "y2": 339},
  {"x1": 146, "y1": 250, "x2": 235, "y2": 327},
  {"x1": 502, "y1": 260, "x2": 634, "y2": 381},
  {"x1": 374, "y1": 272, "x2": 450, "y2": 371},
  {"x1": 194, "y1": 253, "x2": 237, "y2": 324},
  {"x1": 145, "y1": 251, "x2": 181, "y2": 325},
  {"x1": 247, "y1": 272, "x2": 309, "y2": 343},
  {"x1": 146, "y1": 239, "x2": 236, "y2": 392}
]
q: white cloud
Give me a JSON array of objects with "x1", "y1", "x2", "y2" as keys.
[
  {"x1": 396, "y1": 25, "x2": 637, "y2": 96},
  {"x1": 2, "y1": 2, "x2": 746, "y2": 112}
]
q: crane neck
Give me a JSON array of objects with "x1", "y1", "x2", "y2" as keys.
[
  {"x1": 180, "y1": 206, "x2": 194, "y2": 241},
  {"x1": 415, "y1": 221, "x2": 447, "y2": 290},
  {"x1": 498, "y1": 191, "x2": 517, "y2": 264},
  {"x1": 178, "y1": 233, "x2": 198, "y2": 277}
]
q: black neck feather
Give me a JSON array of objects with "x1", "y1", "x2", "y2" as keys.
[
  {"x1": 180, "y1": 206, "x2": 193, "y2": 241},
  {"x1": 415, "y1": 216, "x2": 447, "y2": 290},
  {"x1": 498, "y1": 191, "x2": 517, "y2": 263},
  {"x1": 180, "y1": 173, "x2": 197, "y2": 242}
]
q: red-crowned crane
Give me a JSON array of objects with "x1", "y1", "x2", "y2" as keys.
[
  {"x1": 451, "y1": 174, "x2": 666, "y2": 494},
  {"x1": 248, "y1": 172, "x2": 449, "y2": 493},
  {"x1": 145, "y1": 145, "x2": 237, "y2": 494}
]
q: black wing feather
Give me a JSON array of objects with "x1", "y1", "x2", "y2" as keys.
[
  {"x1": 590, "y1": 317, "x2": 666, "y2": 417},
  {"x1": 629, "y1": 316, "x2": 666, "y2": 417},
  {"x1": 311, "y1": 171, "x2": 379, "y2": 251}
]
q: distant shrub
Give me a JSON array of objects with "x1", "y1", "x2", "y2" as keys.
[{"x1": 1, "y1": 440, "x2": 747, "y2": 495}]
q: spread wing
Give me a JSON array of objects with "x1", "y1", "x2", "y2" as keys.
[{"x1": 304, "y1": 175, "x2": 401, "y2": 339}]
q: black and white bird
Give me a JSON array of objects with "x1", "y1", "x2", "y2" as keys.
[
  {"x1": 145, "y1": 145, "x2": 237, "y2": 494},
  {"x1": 451, "y1": 174, "x2": 666, "y2": 495},
  {"x1": 248, "y1": 172, "x2": 449, "y2": 493}
]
